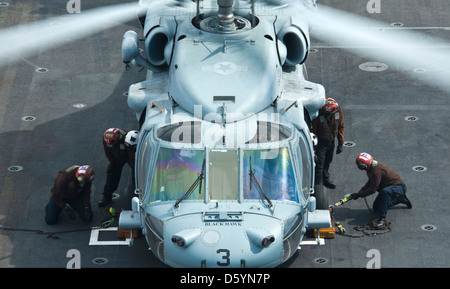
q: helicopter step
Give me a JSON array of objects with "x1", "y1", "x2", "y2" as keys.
[{"x1": 117, "y1": 228, "x2": 139, "y2": 239}]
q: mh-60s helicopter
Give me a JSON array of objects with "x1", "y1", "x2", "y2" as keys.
[{"x1": 118, "y1": 0, "x2": 333, "y2": 268}]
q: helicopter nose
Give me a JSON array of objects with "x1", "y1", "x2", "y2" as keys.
[
  {"x1": 189, "y1": 228, "x2": 276, "y2": 249},
  {"x1": 164, "y1": 214, "x2": 283, "y2": 268}
]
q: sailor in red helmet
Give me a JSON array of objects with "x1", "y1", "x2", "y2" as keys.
[
  {"x1": 311, "y1": 98, "x2": 345, "y2": 189},
  {"x1": 98, "y1": 128, "x2": 138, "y2": 207},
  {"x1": 350, "y1": 153, "x2": 412, "y2": 227},
  {"x1": 45, "y1": 165, "x2": 95, "y2": 225}
]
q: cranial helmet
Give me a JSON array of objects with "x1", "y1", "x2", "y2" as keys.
[
  {"x1": 355, "y1": 152, "x2": 373, "y2": 170},
  {"x1": 76, "y1": 165, "x2": 95, "y2": 182},
  {"x1": 125, "y1": 130, "x2": 139, "y2": 147},
  {"x1": 322, "y1": 98, "x2": 338, "y2": 114},
  {"x1": 104, "y1": 128, "x2": 121, "y2": 145}
]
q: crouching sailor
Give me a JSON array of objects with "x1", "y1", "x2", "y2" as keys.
[{"x1": 45, "y1": 165, "x2": 95, "y2": 225}]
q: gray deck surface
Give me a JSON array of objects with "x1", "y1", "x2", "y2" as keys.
[{"x1": 0, "y1": 0, "x2": 448, "y2": 275}]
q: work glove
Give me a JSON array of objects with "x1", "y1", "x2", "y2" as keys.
[
  {"x1": 82, "y1": 207, "x2": 93, "y2": 223},
  {"x1": 336, "y1": 145, "x2": 343, "y2": 154},
  {"x1": 350, "y1": 193, "x2": 360, "y2": 200}
]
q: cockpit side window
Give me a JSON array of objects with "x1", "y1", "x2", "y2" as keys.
[
  {"x1": 149, "y1": 147, "x2": 204, "y2": 203},
  {"x1": 243, "y1": 147, "x2": 299, "y2": 202},
  {"x1": 137, "y1": 131, "x2": 151, "y2": 200},
  {"x1": 298, "y1": 132, "x2": 313, "y2": 199}
]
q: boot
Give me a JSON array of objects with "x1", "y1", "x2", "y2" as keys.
[
  {"x1": 401, "y1": 196, "x2": 412, "y2": 209},
  {"x1": 376, "y1": 217, "x2": 387, "y2": 228},
  {"x1": 98, "y1": 195, "x2": 113, "y2": 207},
  {"x1": 323, "y1": 179, "x2": 336, "y2": 189}
]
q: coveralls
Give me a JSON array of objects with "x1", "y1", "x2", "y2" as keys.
[
  {"x1": 311, "y1": 106, "x2": 345, "y2": 187},
  {"x1": 100, "y1": 129, "x2": 136, "y2": 206},
  {"x1": 45, "y1": 165, "x2": 93, "y2": 224},
  {"x1": 354, "y1": 161, "x2": 409, "y2": 218}
]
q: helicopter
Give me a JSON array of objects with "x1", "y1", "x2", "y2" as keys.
[
  {"x1": 117, "y1": 0, "x2": 450, "y2": 267},
  {"x1": 117, "y1": 0, "x2": 333, "y2": 268}
]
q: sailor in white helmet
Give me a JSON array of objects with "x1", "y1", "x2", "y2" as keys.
[{"x1": 98, "y1": 128, "x2": 139, "y2": 207}]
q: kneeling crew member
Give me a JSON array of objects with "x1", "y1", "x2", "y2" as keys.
[
  {"x1": 351, "y1": 153, "x2": 412, "y2": 227},
  {"x1": 45, "y1": 165, "x2": 95, "y2": 225}
]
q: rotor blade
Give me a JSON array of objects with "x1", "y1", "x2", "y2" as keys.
[
  {"x1": 305, "y1": 4, "x2": 450, "y2": 93},
  {"x1": 0, "y1": 1, "x2": 176, "y2": 67}
]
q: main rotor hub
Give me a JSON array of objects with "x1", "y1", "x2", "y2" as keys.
[
  {"x1": 199, "y1": 0, "x2": 252, "y2": 33},
  {"x1": 200, "y1": 15, "x2": 251, "y2": 33}
]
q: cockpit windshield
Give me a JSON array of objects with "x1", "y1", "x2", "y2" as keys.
[
  {"x1": 149, "y1": 147, "x2": 205, "y2": 202},
  {"x1": 146, "y1": 121, "x2": 299, "y2": 204},
  {"x1": 148, "y1": 146, "x2": 298, "y2": 203},
  {"x1": 243, "y1": 147, "x2": 298, "y2": 202}
]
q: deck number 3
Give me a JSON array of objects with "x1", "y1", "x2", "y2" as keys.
[{"x1": 217, "y1": 249, "x2": 230, "y2": 266}]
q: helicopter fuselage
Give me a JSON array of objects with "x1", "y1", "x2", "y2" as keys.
[{"x1": 119, "y1": 0, "x2": 331, "y2": 268}]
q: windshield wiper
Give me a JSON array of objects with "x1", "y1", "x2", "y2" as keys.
[
  {"x1": 174, "y1": 158, "x2": 205, "y2": 208},
  {"x1": 249, "y1": 156, "x2": 273, "y2": 207}
]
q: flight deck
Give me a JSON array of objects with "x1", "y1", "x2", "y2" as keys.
[{"x1": 0, "y1": 0, "x2": 448, "y2": 272}]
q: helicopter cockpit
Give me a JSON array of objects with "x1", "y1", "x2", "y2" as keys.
[
  {"x1": 136, "y1": 118, "x2": 312, "y2": 207},
  {"x1": 130, "y1": 110, "x2": 320, "y2": 267}
]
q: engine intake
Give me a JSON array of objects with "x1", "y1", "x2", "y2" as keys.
[
  {"x1": 278, "y1": 25, "x2": 309, "y2": 66},
  {"x1": 145, "y1": 26, "x2": 173, "y2": 67}
]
